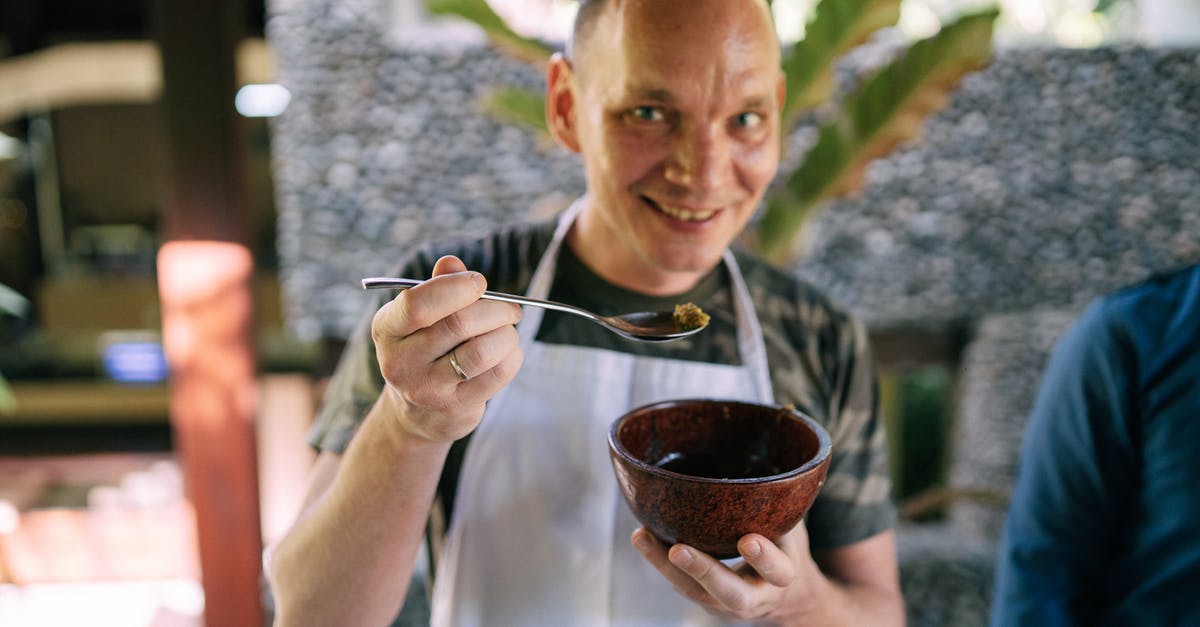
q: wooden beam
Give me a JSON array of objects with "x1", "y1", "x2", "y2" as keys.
[
  {"x1": 153, "y1": 0, "x2": 264, "y2": 625},
  {"x1": 3, "y1": 381, "x2": 168, "y2": 425},
  {"x1": 0, "y1": 39, "x2": 275, "y2": 124}
]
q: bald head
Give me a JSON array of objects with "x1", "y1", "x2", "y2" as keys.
[
  {"x1": 566, "y1": 0, "x2": 779, "y2": 75},
  {"x1": 566, "y1": 0, "x2": 608, "y2": 63}
]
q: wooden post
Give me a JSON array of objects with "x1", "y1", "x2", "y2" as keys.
[{"x1": 152, "y1": 1, "x2": 264, "y2": 625}]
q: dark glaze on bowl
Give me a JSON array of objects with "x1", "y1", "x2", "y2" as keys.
[{"x1": 609, "y1": 399, "x2": 831, "y2": 559}]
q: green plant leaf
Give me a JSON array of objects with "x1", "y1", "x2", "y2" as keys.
[
  {"x1": 760, "y1": 7, "x2": 999, "y2": 262},
  {"x1": 781, "y1": 0, "x2": 902, "y2": 127},
  {"x1": 482, "y1": 87, "x2": 549, "y2": 135},
  {"x1": 428, "y1": 0, "x2": 557, "y2": 68},
  {"x1": 0, "y1": 375, "x2": 13, "y2": 416}
]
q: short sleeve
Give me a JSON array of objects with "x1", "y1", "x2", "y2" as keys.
[
  {"x1": 306, "y1": 295, "x2": 389, "y2": 454},
  {"x1": 804, "y1": 317, "x2": 898, "y2": 550}
]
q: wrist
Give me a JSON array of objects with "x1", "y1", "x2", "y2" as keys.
[{"x1": 372, "y1": 389, "x2": 459, "y2": 451}]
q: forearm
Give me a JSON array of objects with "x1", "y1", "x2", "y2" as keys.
[{"x1": 268, "y1": 395, "x2": 450, "y2": 627}]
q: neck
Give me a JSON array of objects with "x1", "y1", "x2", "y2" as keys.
[{"x1": 565, "y1": 198, "x2": 712, "y2": 296}]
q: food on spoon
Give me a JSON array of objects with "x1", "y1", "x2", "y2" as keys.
[{"x1": 673, "y1": 302, "x2": 710, "y2": 331}]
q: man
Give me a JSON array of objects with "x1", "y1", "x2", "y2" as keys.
[
  {"x1": 268, "y1": 1, "x2": 903, "y2": 625},
  {"x1": 990, "y1": 262, "x2": 1200, "y2": 626}
]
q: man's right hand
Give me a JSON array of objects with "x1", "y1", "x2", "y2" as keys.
[{"x1": 370, "y1": 254, "x2": 523, "y2": 442}]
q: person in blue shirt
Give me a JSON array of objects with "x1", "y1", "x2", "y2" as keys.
[{"x1": 990, "y1": 262, "x2": 1200, "y2": 625}]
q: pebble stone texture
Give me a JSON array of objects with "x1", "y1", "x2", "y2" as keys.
[
  {"x1": 792, "y1": 45, "x2": 1200, "y2": 330},
  {"x1": 267, "y1": 0, "x2": 585, "y2": 341},
  {"x1": 896, "y1": 522, "x2": 998, "y2": 627},
  {"x1": 948, "y1": 309, "x2": 1081, "y2": 542}
]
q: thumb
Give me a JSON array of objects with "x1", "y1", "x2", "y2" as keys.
[{"x1": 432, "y1": 255, "x2": 468, "y2": 277}]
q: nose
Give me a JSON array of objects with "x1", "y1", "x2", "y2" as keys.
[{"x1": 663, "y1": 123, "x2": 732, "y2": 194}]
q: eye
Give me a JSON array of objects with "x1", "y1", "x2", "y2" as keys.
[
  {"x1": 629, "y1": 106, "x2": 665, "y2": 122},
  {"x1": 733, "y1": 111, "x2": 764, "y2": 129}
]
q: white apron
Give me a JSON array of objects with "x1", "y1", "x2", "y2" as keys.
[{"x1": 431, "y1": 203, "x2": 774, "y2": 626}]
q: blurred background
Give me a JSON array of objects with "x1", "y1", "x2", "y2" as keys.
[
  {"x1": 0, "y1": 2, "x2": 310, "y2": 626},
  {"x1": 0, "y1": 0, "x2": 1196, "y2": 625}
]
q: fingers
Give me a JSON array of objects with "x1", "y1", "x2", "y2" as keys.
[
  {"x1": 432, "y1": 255, "x2": 467, "y2": 277},
  {"x1": 373, "y1": 254, "x2": 522, "y2": 362},
  {"x1": 631, "y1": 527, "x2": 802, "y2": 621},
  {"x1": 738, "y1": 533, "x2": 796, "y2": 587},
  {"x1": 368, "y1": 255, "x2": 524, "y2": 442},
  {"x1": 371, "y1": 267, "x2": 486, "y2": 343},
  {"x1": 440, "y1": 322, "x2": 524, "y2": 401},
  {"x1": 454, "y1": 335, "x2": 524, "y2": 403},
  {"x1": 667, "y1": 544, "x2": 755, "y2": 615},
  {"x1": 631, "y1": 529, "x2": 719, "y2": 609},
  {"x1": 405, "y1": 299, "x2": 523, "y2": 364},
  {"x1": 440, "y1": 322, "x2": 515, "y2": 380}
]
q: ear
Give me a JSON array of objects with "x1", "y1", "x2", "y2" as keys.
[{"x1": 546, "y1": 52, "x2": 582, "y2": 154}]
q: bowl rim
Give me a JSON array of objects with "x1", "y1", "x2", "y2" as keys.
[{"x1": 607, "y1": 398, "x2": 833, "y2": 485}]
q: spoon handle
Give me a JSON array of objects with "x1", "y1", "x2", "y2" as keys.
[{"x1": 361, "y1": 277, "x2": 600, "y2": 322}]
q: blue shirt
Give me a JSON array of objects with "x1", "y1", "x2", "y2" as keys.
[{"x1": 991, "y1": 263, "x2": 1200, "y2": 626}]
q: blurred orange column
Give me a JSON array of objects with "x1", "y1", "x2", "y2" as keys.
[
  {"x1": 158, "y1": 243, "x2": 261, "y2": 626},
  {"x1": 153, "y1": 0, "x2": 264, "y2": 625}
]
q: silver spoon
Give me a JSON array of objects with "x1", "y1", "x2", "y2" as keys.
[{"x1": 361, "y1": 277, "x2": 707, "y2": 343}]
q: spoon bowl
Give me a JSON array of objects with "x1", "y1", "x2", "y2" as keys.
[{"x1": 361, "y1": 277, "x2": 707, "y2": 343}]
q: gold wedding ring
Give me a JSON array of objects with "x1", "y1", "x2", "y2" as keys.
[{"x1": 448, "y1": 348, "x2": 470, "y2": 381}]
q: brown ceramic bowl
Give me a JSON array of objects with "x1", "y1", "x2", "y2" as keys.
[{"x1": 608, "y1": 398, "x2": 831, "y2": 559}]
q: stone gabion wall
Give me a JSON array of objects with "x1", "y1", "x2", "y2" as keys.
[
  {"x1": 948, "y1": 308, "x2": 1080, "y2": 540},
  {"x1": 268, "y1": 2, "x2": 1199, "y2": 341},
  {"x1": 794, "y1": 46, "x2": 1200, "y2": 330},
  {"x1": 268, "y1": 0, "x2": 584, "y2": 339}
]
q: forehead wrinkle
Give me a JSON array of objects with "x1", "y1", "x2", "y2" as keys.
[{"x1": 584, "y1": 0, "x2": 780, "y2": 113}]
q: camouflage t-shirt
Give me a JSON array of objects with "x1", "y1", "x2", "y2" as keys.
[{"x1": 310, "y1": 216, "x2": 896, "y2": 551}]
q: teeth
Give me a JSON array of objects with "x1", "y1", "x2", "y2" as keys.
[{"x1": 657, "y1": 204, "x2": 716, "y2": 222}]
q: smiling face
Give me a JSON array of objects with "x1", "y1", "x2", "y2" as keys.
[{"x1": 547, "y1": 0, "x2": 784, "y2": 295}]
